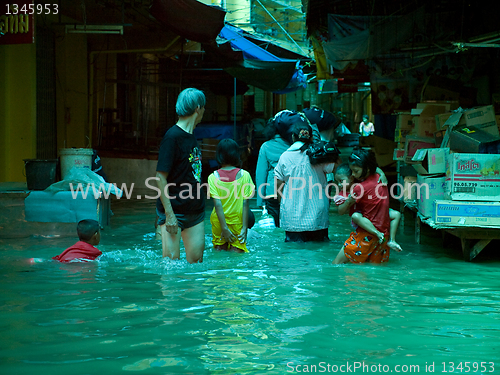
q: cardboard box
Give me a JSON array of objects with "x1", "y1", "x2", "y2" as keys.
[
  {"x1": 395, "y1": 112, "x2": 413, "y2": 143},
  {"x1": 440, "y1": 105, "x2": 499, "y2": 148},
  {"x1": 435, "y1": 112, "x2": 453, "y2": 130},
  {"x1": 412, "y1": 105, "x2": 447, "y2": 138},
  {"x1": 403, "y1": 176, "x2": 417, "y2": 202},
  {"x1": 395, "y1": 130, "x2": 407, "y2": 143},
  {"x1": 404, "y1": 136, "x2": 436, "y2": 163},
  {"x1": 444, "y1": 105, "x2": 498, "y2": 133},
  {"x1": 449, "y1": 127, "x2": 500, "y2": 153},
  {"x1": 396, "y1": 113, "x2": 413, "y2": 130},
  {"x1": 411, "y1": 148, "x2": 449, "y2": 175},
  {"x1": 434, "y1": 200, "x2": 500, "y2": 227},
  {"x1": 445, "y1": 153, "x2": 500, "y2": 201},
  {"x1": 434, "y1": 129, "x2": 446, "y2": 147},
  {"x1": 417, "y1": 174, "x2": 446, "y2": 218}
]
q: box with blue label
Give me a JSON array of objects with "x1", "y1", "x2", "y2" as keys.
[{"x1": 434, "y1": 200, "x2": 500, "y2": 227}]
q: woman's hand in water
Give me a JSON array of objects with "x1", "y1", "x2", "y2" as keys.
[
  {"x1": 238, "y1": 227, "x2": 248, "y2": 244},
  {"x1": 221, "y1": 227, "x2": 236, "y2": 244}
]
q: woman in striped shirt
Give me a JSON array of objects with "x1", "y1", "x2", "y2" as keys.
[{"x1": 274, "y1": 121, "x2": 342, "y2": 242}]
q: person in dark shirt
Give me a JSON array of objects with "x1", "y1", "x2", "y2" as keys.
[
  {"x1": 156, "y1": 88, "x2": 206, "y2": 263},
  {"x1": 53, "y1": 219, "x2": 101, "y2": 262}
]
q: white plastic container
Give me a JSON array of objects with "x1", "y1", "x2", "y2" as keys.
[
  {"x1": 59, "y1": 148, "x2": 93, "y2": 180},
  {"x1": 257, "y1": 206, "x2": 276, "y2": 228}
]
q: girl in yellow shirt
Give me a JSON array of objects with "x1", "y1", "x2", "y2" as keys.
[{"x1": 208, "y1": 139, "x2": 255, "y2": 252}]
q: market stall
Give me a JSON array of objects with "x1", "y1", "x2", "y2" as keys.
[{"x1": 394, "y1": 102, "x2": 500, "y2": 261}]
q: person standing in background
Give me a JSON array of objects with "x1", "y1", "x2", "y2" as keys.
[
  {"x1": 255, "y1": 110, "x2": 302, "y2": 227},
  {"x1": 359, "y1": 115, "x2": 375, "y2": 136}
]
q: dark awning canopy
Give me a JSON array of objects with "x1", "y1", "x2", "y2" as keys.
[
  {"x1": 150, "y1": 0, "x2": 226, "y2": 43},
  {"x1": 150, "y1": 0, "x2": 305, "y2": 93}
]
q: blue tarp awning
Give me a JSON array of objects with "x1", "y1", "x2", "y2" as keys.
[
  {"x1": 214, "y1": 24, "x2": 307, "y2": 93},
  {"x1": 150, "y1": 0, "x2": 307, "y2": 93},
  {"x1": 219, "y1": 24, "x2": 287, "y2": 62}
]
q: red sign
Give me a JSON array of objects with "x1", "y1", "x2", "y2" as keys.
[{"x1": 0, "y1": 1, "x2": 35, "y2": 45}]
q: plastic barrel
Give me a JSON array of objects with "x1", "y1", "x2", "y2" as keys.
[
  {"x1": 59, "y1": 148, "x2": 93, "y2": 180},
  {"x1": 23, "y1": 159, "x2": 58, "y2": 190}
]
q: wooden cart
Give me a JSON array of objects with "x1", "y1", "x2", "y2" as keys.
[
  {"x1": 401, "y1": 200, "x2": 500, "y2": 261},
  {"x1": 443, "y1": 227, "x2": 500, "y2": 261}
]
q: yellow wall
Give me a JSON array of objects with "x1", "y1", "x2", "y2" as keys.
[
  {"x1": 55, "y1": 33, "x2": 89, "y2": 150},
  {"x1": 0, "y1": 32, "x2": 90, "y2": 183},
  {"x1": 0, "y1": 43, "x2": 36, "y2": 182}
]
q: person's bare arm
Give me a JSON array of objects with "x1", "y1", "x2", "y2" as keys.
[
  {"x1": 213, "y1": 198, "x2": 236, "y2": 243},
  {"x1": 376, "y1": 167, "x2": 387, "y2": 185},
  {"x1": 337, "y1": 194, "x2": 356, "y2": 215},
  {"x1": 156, "y1": 171, "x2": 178, "y2": 234},
  {"x1": 238, "y1": 199, "x2": 249, "y2": 244}
]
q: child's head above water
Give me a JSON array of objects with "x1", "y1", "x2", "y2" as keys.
[
  {"x1": 348, "y1": 147, "x2": 378, "y2": 180},
  {"x1": 77, "y1": 219, "x2": 100, "y2": 246},
  {"x1": 216, "y1": 138, "x2": 241, "y2": 167},
  {"x1": 334, "y1": 163, "x2": 353, "y2": 188}
]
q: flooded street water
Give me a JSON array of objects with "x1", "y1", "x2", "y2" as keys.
[{"x1": 1, "y1": 198, "x2": 499, "y2": 374}]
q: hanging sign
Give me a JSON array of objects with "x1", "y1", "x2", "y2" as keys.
[{"x1": 0, "y1": 1, "x2": 35, "y2": 45}]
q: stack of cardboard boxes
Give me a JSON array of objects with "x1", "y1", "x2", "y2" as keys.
[{"x1": 395, "y1": 103, "x2": 500, "y2": 227}]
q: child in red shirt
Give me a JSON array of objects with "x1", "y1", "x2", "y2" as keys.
[
  {"x1": 333, "y1": 149, "x2": 402, "y2": 264},
  {"x1": 333, "y1": 163, "x2": 402, "y2": 249},
  {"x1": 53, "y1": 219, "x2": 102, "y2": 262}
]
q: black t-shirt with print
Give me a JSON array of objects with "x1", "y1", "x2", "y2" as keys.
[{"x1": 156, "y1": 125, "x2": 205, "y2": 215}]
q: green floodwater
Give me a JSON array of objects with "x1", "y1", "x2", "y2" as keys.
[{"x1": 1, "y1": 198, "x2": 500, "y2": 375}]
